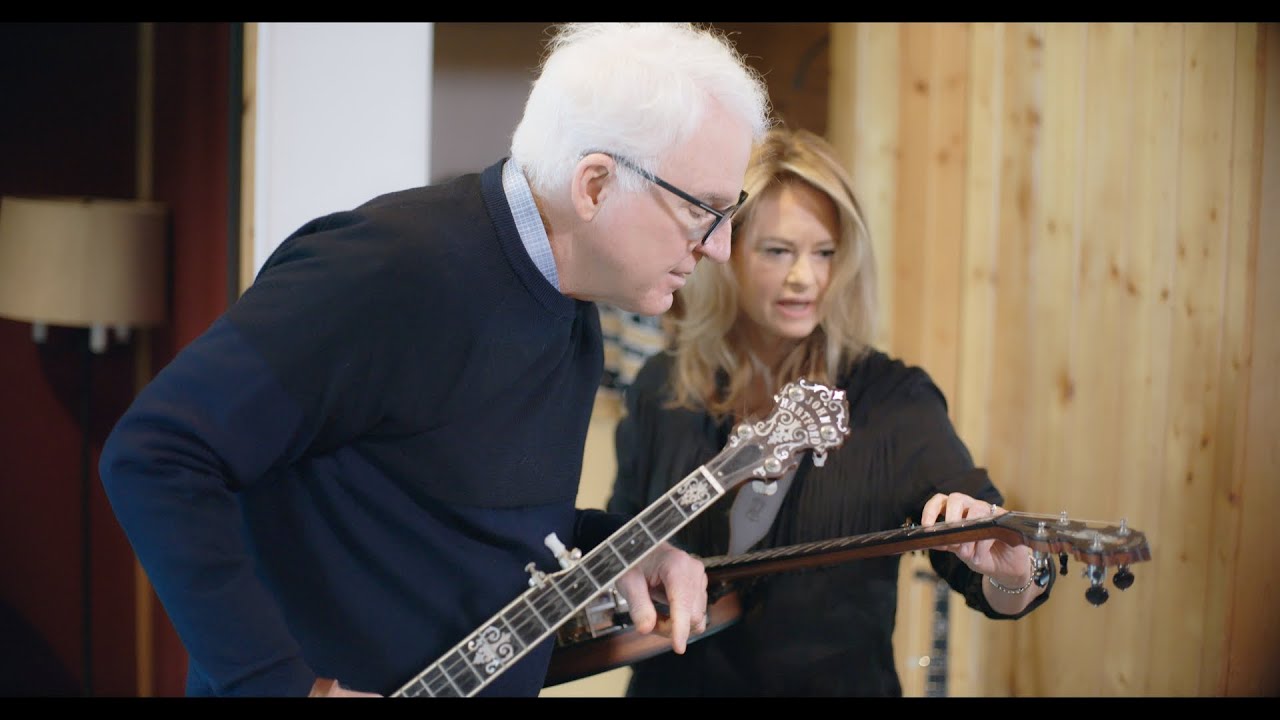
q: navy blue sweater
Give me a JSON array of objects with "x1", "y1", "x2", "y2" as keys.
[{"x1": 100, "y1": 161, "x2": 623, "y2": 696}]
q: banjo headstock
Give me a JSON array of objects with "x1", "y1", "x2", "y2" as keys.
[{"x1": 709, "y1": 377, "x2": 851, "y2": 493}]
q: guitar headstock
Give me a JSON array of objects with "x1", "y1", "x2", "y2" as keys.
[
  {"x1": 711, "y1": 378, "x2": 850, "y2": 492},
  {"x1": 995, "y1": 511, "x2": 1150, "y2": 567},
  {"x1": 995, "y1": 511, "x2": 1151, "y2": 606}
]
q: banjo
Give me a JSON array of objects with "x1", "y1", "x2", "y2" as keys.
[
  {"x1": 545, "y1": 510, "x2": 1151, "y2": 686},
  {"x1": 389, "y1": 377, "x2": 851, "y2": 697}
]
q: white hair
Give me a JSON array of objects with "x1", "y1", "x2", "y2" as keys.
[{"x1": 510, "y1": 23, "x2": 773, "y2": 197}]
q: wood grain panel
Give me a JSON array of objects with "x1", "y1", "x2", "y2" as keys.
[
  {"x1": 1224, "y1": 22, "x2": 1279, "y2": 696},
  {"x1": 848, "y1": 22, "x2": 900, "y2": 351},
  {"x1": 955, "y1": 20, "x2": 999, "y2": 487},
  {"x1": 918, "y1": 21, "x2": 981, "y2": 696},
  {"x1": 1213, "y1": 21, "x2": 1270, "y2": 696},
  {"x1": 983, "y1": 19, "x2": 1041, "y2": 549},
  {"x1": 919, "y1": 23, "x2": 969, "y2": 403},
  {"x1": 1109, "y1": 21, "x2": 1184, "y2": 696},
  {"x1": 1070, "y1": 22, "x2": 1140, "y2": 696},
  {"x1": 826, "y1": 23, "x2": 858, "y2": 174},
  {"x1": 953, "y1": 23, "x2": 1005, "y2": 693},
  {"x1": 970, "y1": 24, "x2": 1042, "y2": 694},
  {"x1": 1017, "y1": 20, "x2": 1085, "y2": 696},
  {"x1": 824, "y1": 20, "x2": 1275, "y2": 696},
  {"x1": 893, "y1": 24, "x2": 931, "y2": 367},
  {"x1": 1152, "y1": 22, "x2": 1236, "y2": 695}
]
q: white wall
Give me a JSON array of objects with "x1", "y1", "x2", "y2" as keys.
[{"x1": 251, "y1": 22, "x2": 433, "y2": 279}]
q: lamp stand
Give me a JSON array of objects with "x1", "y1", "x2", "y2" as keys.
[{"x1": 79, "y1": 330, "x2": 93, "y2": 697}]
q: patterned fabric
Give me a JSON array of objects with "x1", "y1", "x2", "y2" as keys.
[
  {"x1": 598, "y1": 305, "x2": 668, "y2": 393},
  {"x1": 502, "y1": 158, "x2": 558, "y2": 290}
]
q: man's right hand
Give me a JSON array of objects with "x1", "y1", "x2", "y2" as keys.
[{"x1": 612, "y1": 541, "x2": 709, "y2": 655}]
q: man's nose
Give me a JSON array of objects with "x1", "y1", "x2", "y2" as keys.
[{"x1": 695, "y1": 221, "x2": 732, "y2": 264}]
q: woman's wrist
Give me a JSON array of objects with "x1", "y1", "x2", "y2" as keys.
[
  {"x1": 987, "y1": 552, "x2": 1036, "y2": 594},
  {"x1": 988, "y1": 573, "x2": 1033, "y2": 594}
]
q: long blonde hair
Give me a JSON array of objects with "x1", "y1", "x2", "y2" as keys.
[{"x1": 668, "y1": 127, "x2": 878, "y2": 418}]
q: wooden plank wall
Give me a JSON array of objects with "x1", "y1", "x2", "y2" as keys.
[{"x1": 828, "y1": 22, "x2": 1278, "y2": 697}]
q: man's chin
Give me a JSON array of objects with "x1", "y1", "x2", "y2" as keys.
[{"x1": 612, "y1": 294, "x2": 672, "y2": 318}]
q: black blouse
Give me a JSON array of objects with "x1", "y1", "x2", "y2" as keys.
[{"x1": 607, "y1": 349, "x2": 1053, "y2": 696}]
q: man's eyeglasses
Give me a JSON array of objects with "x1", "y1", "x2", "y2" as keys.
[{"x1": 590, "y1": 151, "x2": 748, "y2": 245}]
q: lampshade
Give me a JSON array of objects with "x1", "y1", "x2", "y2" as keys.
[{"x1": 0, "y1": 196, "x2": 168, "y2": 331}]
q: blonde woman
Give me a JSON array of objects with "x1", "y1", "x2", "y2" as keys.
[{"x1": 608, "y1": 127, "x2": 1053, "y2": 696}]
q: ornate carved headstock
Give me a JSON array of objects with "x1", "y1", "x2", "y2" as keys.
[{"x1": 708, "y1": 378, "x2": 850, "y2": 493}]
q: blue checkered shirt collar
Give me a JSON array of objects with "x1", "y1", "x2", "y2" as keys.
[{"x1": 502, "y1": 158, "x2": 559, "y2": 291}]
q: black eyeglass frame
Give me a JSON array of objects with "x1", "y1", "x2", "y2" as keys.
[{"x1": 587, "y1": 151, "x2": 748, "y2": 245}]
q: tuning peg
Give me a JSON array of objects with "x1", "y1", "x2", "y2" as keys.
[
  {"x1": 1084, "y1": 564, "x2": 1109, "y2": 606},
  {"x1": 1032, "y1": 551, "x2": 1051, "y2": 588},
  {"x1": 526, "y1": 562, "x2": 548, "y2": 588},
  {"x1": 1113, "y1": 565, "x2": 1135, "y2": 590},
  {"x1": 1058, "y1": 552, "x2": 1069, "y2": 576},
  {"x1": 545, "y1": 533, "x2": 582, "y2": 570}
]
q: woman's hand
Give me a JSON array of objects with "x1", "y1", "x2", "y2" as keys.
[
  {"x1": 920, "y1": 492, "x2": 1030, "y2": 587},
  {"x1": 920, "y1": 492, "x2": 1044, "y2": 614}
]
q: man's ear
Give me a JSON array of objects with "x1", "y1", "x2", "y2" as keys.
[{"x1": 571, "y1": 153, "x2": 614, "y2": 222}]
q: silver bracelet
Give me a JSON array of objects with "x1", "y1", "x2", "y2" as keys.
[{"x1": 987, "y1": 554, "x2": 1035, "y2": 595}]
